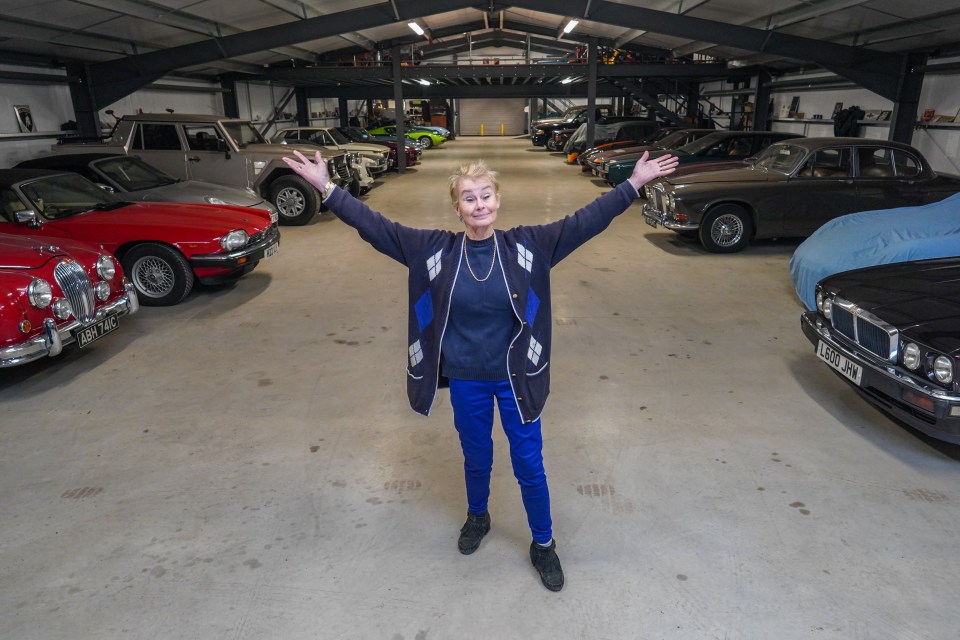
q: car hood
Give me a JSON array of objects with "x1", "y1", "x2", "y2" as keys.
[
  {"x1": 666, "y1": 167, "x2": 772, "y2": 187},
  {"x1": 0, "y1": 234, "x2": 103, "y2": 269},
  {"x1": 249, "y1": 142, "x2": 344, "y2": 158},
  {"x1": 820, "y1": 258, "x2": 960, "y2": 355},
  {"x1": 130, "y1": 180, "x2": 266, "y2": 207},
  {"x1": 345, "y1": 142, "x2": 389, "y2": 154},
  {"x1": 49, "y1": 202, "x2": 271, "y2": 237}
]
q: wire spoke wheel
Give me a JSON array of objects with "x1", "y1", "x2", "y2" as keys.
[
  {"x1": 710, "y1": 213, "x2": 745, "y2": 248},
  {"x1": 700, "y1": 205, "x2": 752, "y2": 253},
  {"x1": 131, "y1": 255, "x2": 176, "y2": 298}
]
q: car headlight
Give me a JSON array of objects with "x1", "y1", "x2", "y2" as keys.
[
  {"x1": 94, "y1": 281, "x2": 111, "y2": 302},
  {"x1": 816, "y1": 290, "x2": 833, "y2": 320},
  {"x1": 253, "y1": 160, "x2": 267, "y2": 175},
  {"x1": 902, "y1": 342, "x2": 921, "y2": 370},
  {"x1": 536, "y1": 129, "x2": 546, "y2": 135},
  {"x1": 933, "y1": 355, "x2": 954, "y2": 384},
  {"x1": 96, "y1": 255, "x2": 116, "y2": 281},
  {"x1": 205, "y1": 196, "x2": 228, "y2": 205},
  {"x1": 220, "y1": 230, "x2": 249, "y2": 251},
  {"x1": 28, "y1": 278, "x2": 53, "y2": 308},
  {"x1": 349, "y1": 152, "x2": 363, "y2": 166},
  {"x1": 52, "y1": 298, "x2": 72, "y2": 320},
  {"x1": 666, "y1": 193, "x2": 676, "y2": 210}
]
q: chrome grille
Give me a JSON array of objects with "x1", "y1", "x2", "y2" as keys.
[
  {"x1": 830, "y1": 298, "x2": 898, "y2": 361},
  {"x1": 330, "y1": 156, "x2": 351, "y2": 181},
  {"x1": 54, "y1": 259, "x2": 95, "y2": 323}
]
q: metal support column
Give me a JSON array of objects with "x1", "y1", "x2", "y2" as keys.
[
  {"x1": 295, "y1": 87, "x2": 309, "y2": 126},
  {"x1": 338, "y1": 97, "x2": 349, "y2": 128},
  {"x1": 586, "y1": 37, "x2": 598, "y2": 152},
  {"x1": 65, "y1": 63, "x2": 100, "y2": 140},
  {"x1": 221, "y1": 77, "x2": 239, "y2": 118},
  {"x1": 889, "y1": 52, "x2": 927, "y2": 144},
  {"x1": 392, "y1": 45, "x2": 406, "y2": 173},
  {"x1": 752, "y1": 78, "x2": 770, "y2": 132}
]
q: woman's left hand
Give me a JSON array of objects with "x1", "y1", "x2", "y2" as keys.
[{"x1": 628, "y1": 151, "x2": 680, "y2": 191}]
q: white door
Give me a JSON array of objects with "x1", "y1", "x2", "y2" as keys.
[{"x1": 458, "y1": 99, "x2": 526, "y2": 136}]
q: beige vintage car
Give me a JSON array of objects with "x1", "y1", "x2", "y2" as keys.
[{"x1": 272, "y1": 126, "x2": 390, "y2": 178}]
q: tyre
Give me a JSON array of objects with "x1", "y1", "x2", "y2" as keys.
[
  {"x1": 546, "y1": 138, "x2": 557, "y2": 151},
  {"x1": 122, "y1": 243, "x2": 194, "y2": 306},
  {"x1": 269, "y1": 175, "x2": 318, "y2": 226},
  {"x1": 699, "y1": 205, "x2": 752, "y2": 253},
  {"x1": 418, "y1": 136, "x2": 433, "y2": 149}
]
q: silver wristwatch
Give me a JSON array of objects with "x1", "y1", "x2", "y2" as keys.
[{"x1": 322, "y1": 181, "x2": 336, "y2": 201}]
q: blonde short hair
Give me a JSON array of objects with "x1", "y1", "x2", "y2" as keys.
[{"x1": 449, "y1": 160, "x2": 500, "y2": 204}]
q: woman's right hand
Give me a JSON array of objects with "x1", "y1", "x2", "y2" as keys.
[{"x1": 282, "y1": 150, "x2": 330, "y2": 190}]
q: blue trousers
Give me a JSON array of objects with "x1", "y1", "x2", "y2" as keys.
[{"x1": 448, "y1": 378, "x2": 553, "y2": 544}]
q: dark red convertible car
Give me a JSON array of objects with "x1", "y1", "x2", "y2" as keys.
[
  {"x1": 0, "y1": 169, "x2": 280, "y2": 305},
  {"x1": 0, "y1": 233, "x2": 138, "y2": 367}
]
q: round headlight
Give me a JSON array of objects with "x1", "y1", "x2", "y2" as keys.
[
  {"x1": 220, "y1": 230, "x2": 249, "y2": 251},
  {"x1": 28, "y1": 278, "x2": 53, "y2": 308},
  {"x1": 902, "y1": 342, "x2": 921, "y2": 370},
  {"x1": 96, "y1": 255, "x2": 116, "y2": 281},
  {"x1": 95, "y1": 281, "x2": 111, "y2": 301},
  {"x1": 667, "y1": 193, "x2": 676, "y2": 210},
  {"x1": 821, "y1": 296, "x2": 833, "y2": 320},
  {"x1": 205, "y1": 196, "x2": 228, "y2": 205},
  {"x1": 933, "y1": 355, "x2": 954, "y2": 384},
  {"x1": 52, "y1": 298, "x2": 72, "y2": 320}
]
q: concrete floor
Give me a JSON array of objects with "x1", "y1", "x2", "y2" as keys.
[{"x1": 2, "y1": 137, "x2": 958, "y2": 640}]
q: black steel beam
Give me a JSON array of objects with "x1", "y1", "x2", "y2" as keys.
[
  {"x1": 506, "y1": 0, "x2": 906, "y2": 100},
  {"x1": 248, "y1": 63, "x2": 737, "y2": 85},
  {"x1": 889, "y1": 52, "x2": 926, "y2": 144},
  {"x1": 305, "y1": 83, "x2": 626, "y2": 100},
  {"x1": 85, "y1": 0, "x2": 479, "y2": 108}
]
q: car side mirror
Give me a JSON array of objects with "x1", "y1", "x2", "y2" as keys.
[
  {"x1": 14, "y1": 209, "x2": 41, "y2": 228},
  {"x1": 744, "y1": 156, "x2": 757, "y2": 166}
]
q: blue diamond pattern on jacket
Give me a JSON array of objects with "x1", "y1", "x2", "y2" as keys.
[
  {"x1": 525, "y1": 286, "x2": 540, "y2": 326},
  {"x1": 414, "y1": 290, "x2": 433, "y2": 332},
  {"x1": 517, "y1": 244, "x2": 533, "y2": 272},
  {"x1": 427, "y1": 250, "x2": 443, "y2": 281}
]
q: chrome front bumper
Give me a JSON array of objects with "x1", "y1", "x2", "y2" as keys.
[
  {"x1": 0, "y1": 282, "x2": 139, "y2": 368},
  {"x1": 801, "y1": 310, "x2": 960, "y2": 444},
  {"x1": 641, "y1": 204, "x2": 700, "y2": 232},
  {"x1": 189, "y1": 225, "x2": 281, "y2": 267}
]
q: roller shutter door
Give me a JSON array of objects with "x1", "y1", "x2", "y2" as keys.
[{"x1": 458, "y1": 99, "x2": 526, "y2": 136}]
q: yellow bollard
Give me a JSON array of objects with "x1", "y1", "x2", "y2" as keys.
[
  {"x1": 500, "y1": 123, "x2": 505, "y2": 136},
  {"x1": 480, "y1": 123, "x2": 485, "y2": 136}
]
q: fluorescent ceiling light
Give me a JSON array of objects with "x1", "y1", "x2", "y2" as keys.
[
  {"x1": 408, "y1": 21, "x2": 425, "y2": 36},
  {"x1": 418, "y1": 79, "x2": 431, "y2": 85},
  {"x1": 561, "y1": 77, "x2": 574, "y2": 84},
  {"x1": 563, "y1": 19, "x2": 579, "y2": 34}
]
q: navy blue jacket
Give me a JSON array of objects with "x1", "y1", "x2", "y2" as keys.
[{"x1": 324, "y1": 180, "x2": 639, "y2": 423}]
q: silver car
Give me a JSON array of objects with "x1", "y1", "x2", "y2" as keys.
[{"x1": 16, "y1": 153, "x2": 279, "y2": 225}]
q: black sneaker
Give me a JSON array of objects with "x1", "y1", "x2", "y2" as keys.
[
  {"x1": 530, "y1": 539, "x2": 564, "y2": 591},
  {"x1": 458, "y1": 511, "x2": 490, "y2": 555}
]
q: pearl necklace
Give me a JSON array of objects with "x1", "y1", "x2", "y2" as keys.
[{"x1": 462, "y1": 236, "x2": 498, "y2": 282}]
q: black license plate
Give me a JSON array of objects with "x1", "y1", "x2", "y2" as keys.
[
  {"x1": 75, "y1": 315, "x2": 120, "y2": 348},
  {"x1": 644, "y1": 216, "x2": 659, "y2": 229}
]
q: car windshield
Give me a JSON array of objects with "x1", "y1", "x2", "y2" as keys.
[
  {"x1": 328, "y1": 128, "x2": 350, "y2": 144},
  {"x1": 221, "y1": 122, "x2": 266, "y2": 148},
  {"x1": 95, "y1": 156, "x2": 178, "y2": 190},
  {"x1": 655, "y1": 130, "x2": 694, "y2": 148},
  {"x1": 754, "y1": 144, "x2": 808, "y2": 174},
  {"x1": 674, "y1": 132, "x2": 732, "y2": 155},
  {"x1": 20, "y1": 173, "x2": 125, "y2": 219}
]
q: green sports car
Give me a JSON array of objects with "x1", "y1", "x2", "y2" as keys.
[{"x1": 366, "y1": 125, "x2": 446, "y2": 149}]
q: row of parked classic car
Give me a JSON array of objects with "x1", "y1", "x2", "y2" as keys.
[
  {"x1": 0, "y1": 113, "x2": 452, "y2": 368},
  {"x1": 536, "y1": 116, "x2": 960, "y2": 445}
]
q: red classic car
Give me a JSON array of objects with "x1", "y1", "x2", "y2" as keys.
[
  {"x1": 0, "y1": 169, "x2": 280, "y2": 306},
  {"x1": 0, "y1": 234, "x2": 138, "y2": 367}
]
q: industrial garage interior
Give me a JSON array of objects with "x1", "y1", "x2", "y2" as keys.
[
  {"x1": 3, "y1": 138, "x2": 958, "y2": 639},
  {"x1": 2, "y1": 1, "x2": 960, "y2": 638}
]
